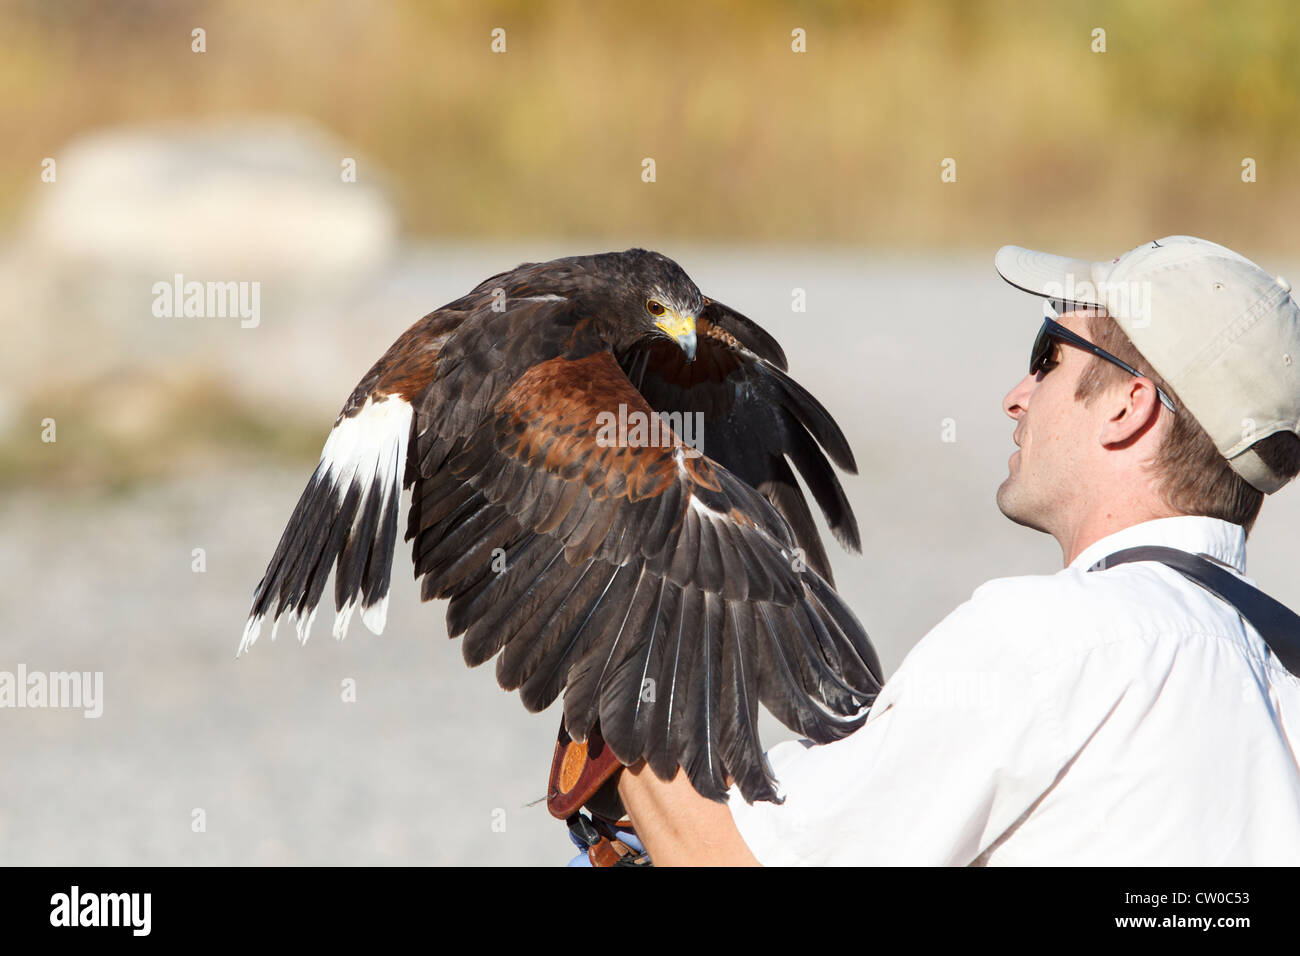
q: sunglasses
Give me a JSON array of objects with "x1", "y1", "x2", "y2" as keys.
[{"x1": 1030, "y1": 317, "x2": 1177, "y2": 412}]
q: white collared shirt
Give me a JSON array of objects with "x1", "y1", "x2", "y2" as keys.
[{"x1": 727, "y1": 515, "x2": 1300, "y2": 865}]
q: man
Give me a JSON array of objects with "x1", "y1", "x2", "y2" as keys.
[{"x1": 615, "y1": 236, "x2": 1300, "y2": 865}]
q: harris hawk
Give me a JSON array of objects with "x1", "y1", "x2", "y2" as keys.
[{"x1": 238, "y1": 249, "x2": 882, "y2": 809}]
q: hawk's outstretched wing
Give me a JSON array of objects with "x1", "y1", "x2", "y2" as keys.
[{"x1": 240, "y1": 273, "x2": 880, "y2": 803}]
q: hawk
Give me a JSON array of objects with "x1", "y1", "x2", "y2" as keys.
[{"x1": 239, "y1": 249, "x2": 881, "y2": 804}]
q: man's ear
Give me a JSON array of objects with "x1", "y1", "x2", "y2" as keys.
[{"x1": 1098, "y1": 376, "x2": 1164, "y2": 448}]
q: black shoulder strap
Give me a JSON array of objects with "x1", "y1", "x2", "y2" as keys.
[{"x1": 1088, "y1": 545, "x2": 1300, "y2": 678}]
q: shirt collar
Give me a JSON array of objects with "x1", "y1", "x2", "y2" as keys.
[{"x1": 1069, "y1": 515, "x2": 1247, "y2": 574}]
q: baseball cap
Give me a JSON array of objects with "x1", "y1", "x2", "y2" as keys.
[{"x1": 995, "y1": 236, "x2": 1300, "y2": 493}]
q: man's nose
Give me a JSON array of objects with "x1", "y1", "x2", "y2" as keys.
[{"x1": 1003, "y1": 372, "x2": 1034, "y2": 420}]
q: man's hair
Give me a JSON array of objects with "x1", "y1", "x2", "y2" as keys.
[{"x1": 1073, "y1": 313, "x2": 1300, "y2": 534}]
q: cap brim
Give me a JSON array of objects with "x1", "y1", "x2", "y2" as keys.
[{"x1": 995, "y1": 245, "x2": 1105, "y2": 307}]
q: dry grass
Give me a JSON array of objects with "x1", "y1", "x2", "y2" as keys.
[
  {"x1": 0, "y1": 368, "x2": 323, "y2": 492},
  {"x1": 3, "y1": 0, "x2": 1299, "y2": 251}
]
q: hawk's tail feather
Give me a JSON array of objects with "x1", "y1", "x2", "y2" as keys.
[{"x1": 238, "y1": 395, "x2": 413, "y2": 657}]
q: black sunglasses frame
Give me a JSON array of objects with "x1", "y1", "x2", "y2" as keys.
[{"x1": 1031, "y1": 318, "x2": 1177, "y2": 413}]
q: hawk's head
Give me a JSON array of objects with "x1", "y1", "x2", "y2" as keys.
[{"x1": 583, "y1": 249, "x2": 704, "y2": 361}]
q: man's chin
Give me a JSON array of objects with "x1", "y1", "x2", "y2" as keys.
[{"x1": 996, "y1": 477, "x2": 1050, "y2": 533}]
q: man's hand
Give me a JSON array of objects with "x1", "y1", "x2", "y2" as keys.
[{"x1": 616, "y1": 762, "x2": 761, "y2": 866}]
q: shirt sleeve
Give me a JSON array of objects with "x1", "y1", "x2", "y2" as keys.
[{"x1": 726, "y1": 588, "x2": 1078, "y2": 865}]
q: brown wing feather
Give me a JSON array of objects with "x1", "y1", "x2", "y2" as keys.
[
  {"x1": 619, "y1": 308, "x2": 861, "y2": 583},
  {"x1": 409, "y1": 349, "x2": 880, "y2": 803}
]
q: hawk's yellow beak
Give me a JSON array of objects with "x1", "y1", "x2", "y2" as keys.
[{"x1": 655, "y1": 310, "x2": 698, "y2": 361}]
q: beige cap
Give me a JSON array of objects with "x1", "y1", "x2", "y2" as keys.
[{"x1": 996, "y1": 236, "x2": 1300, "y2": 493}]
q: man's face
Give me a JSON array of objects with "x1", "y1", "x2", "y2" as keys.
[{"x1": 996, "y1": 309, "x2": 1103, "y2": 535}]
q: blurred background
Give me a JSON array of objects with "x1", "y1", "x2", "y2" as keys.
[{"x1": 2, "y1": 0, "x2": 1298, "y2": 866}]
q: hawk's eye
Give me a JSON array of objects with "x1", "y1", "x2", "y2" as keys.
[{"x1": 646, "y1": 300, "x2": 666, "y2": 317}]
